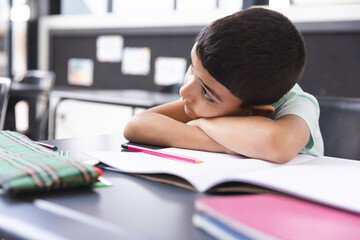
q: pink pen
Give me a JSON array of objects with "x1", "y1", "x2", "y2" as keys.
[
  {"x1": 121, "y1": 144, "x2": 202, "y2": 164},
  {"x1": 35, "y1": 142, "x2": 58, "y2": 151}
]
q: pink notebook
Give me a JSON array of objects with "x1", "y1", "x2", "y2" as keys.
[{"x1": 194, "y1": 194, "x2": 360, "y2": 240}]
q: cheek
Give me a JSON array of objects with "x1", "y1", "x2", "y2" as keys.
[
  {"x1": 195, "y1": 104, "x2": 224, "y2": 118},
  {"x1": 198, "y1": 104, "x2": 243, "y2": 118}
]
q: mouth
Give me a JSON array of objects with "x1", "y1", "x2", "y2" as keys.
[{"x1": 184, "y1": 103, "x2": 196, "y2": 119}]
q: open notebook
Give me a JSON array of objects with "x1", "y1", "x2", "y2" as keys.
[{"x1": 84, "y1": 147, "x2": 360, "y2": 214}]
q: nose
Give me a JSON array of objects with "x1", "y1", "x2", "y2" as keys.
[{"x1": 179, "y1": 77, "x2": 197, "y2": 102}]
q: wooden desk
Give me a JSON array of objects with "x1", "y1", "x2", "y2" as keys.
[
  {"x1": 0, "y1": 134, "x2": 211, "y2": 240},
  {"x1": 48, "y1": 87, "x2": 180, "y2": 139}
]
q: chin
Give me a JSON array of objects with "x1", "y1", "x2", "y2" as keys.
[
  {"x1": 184, "y1": 106, "x2": 197, "y2": 119},
  {"x1": 185, "y1": 110, "x2": 196, "y2": 119}
]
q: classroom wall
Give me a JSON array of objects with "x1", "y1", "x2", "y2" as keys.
[
  {"x1": 299, "y1": 24, "x2": 360, "y2": 98},
  {"x1": 39, "y1": 4, "x2": 360, "y2": 139},
  {"x1": 49, "y1": 27, "x2": 201, "y2": 92},
  {"x1": 39, "y1": 4, "x2": 360, "y2": 98},
  {"x1": 45, "y1": 22, "x2": 360, "y2": 98}
]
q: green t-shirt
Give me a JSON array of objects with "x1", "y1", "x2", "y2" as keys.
[{"x1": 270, "y1": 84, "x2": 324, "y2": 156}]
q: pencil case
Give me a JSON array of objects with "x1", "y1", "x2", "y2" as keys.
[{"x1": 0, "y1": 131, "x2": 99, "y2": 193}]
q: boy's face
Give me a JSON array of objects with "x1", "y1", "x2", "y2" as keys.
[{"x1": 179, "y1": 44, "x2": 245, "y2": 119}]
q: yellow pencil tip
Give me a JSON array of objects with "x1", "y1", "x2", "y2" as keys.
[{"x1": 196, "y1": 160, "x2": 203, "y2": 163}]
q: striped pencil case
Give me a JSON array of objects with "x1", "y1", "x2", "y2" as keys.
[{"x1": 0, "y1": 131, "x2": 99, "y2": 193}]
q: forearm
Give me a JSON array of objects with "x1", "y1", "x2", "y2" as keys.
[
  {"x1": 124, "y1": 112, "x2": 232, "y2": 153},
  {"x1": 192, "y1": 116, "x2": 309, "y2": 163}
]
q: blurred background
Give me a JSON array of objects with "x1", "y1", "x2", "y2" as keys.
[{"x1": 0, "y1": 0, "x2": 359, "y2": 143}]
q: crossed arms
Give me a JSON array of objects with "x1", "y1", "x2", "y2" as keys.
[{"x1": 123, "y1": 100, "x2": 310, "y2": 163}]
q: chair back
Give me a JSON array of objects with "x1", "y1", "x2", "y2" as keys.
[
  {"x1": 318, "y1": 96, "x2": 360, "y2": 160},
  {"x1": 0, "y1": 77, "x2": 11, "y2": 130},
  {"x1": 5, "y1": 70, "x2": 56, "y2": 140},
  {"x1": 15, "y1": 70, "x2": 55, "y2": 91}
]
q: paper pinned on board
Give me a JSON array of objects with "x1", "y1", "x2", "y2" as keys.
[
  {"x1": 67, "y1": 58, "x2": 94, "y2": 86},
  {"x1": 154, "y1": 57, "x2": 187, "y2": 86},
  {"x1": 96, "y1": 35, "x2": 124, "y2": 62},
  {"x1": 121, "y1": 47, "x2": 151, "y2": 76}
]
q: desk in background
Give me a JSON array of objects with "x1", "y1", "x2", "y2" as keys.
[
  {"x1": 48, "y1": 87, "x2": 180, "y2": 139},
  {"x1": 0, "y1": 133, "x2": 211, "y2": 240}
]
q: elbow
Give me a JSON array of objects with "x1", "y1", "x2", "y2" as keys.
[
  {"x1": 268, "y1": 151, "x2": 295, "y2": 164},
  {"x1": 123, "y1": 123, "x2": 132, "y2": 141},
  {"x1": 123, "y1": 118, "x2": 137, "y2": 142},
  {"x1": 262, "y1": 129, "x2": 297, "y2": 164},
  {"x1": 123, "y1": 112, "x2": 156, "y2": 143}
]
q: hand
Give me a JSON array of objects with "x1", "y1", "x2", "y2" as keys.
[{"x1": 187, "y1": 118, "x2": 238, "y2": 155}]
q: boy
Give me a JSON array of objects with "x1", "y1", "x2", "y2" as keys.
[{"x1": 124, "y1": 7, "x2": 324, "y2": 163}]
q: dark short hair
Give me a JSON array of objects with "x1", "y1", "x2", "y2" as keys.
[{"x1": 196, "y1": 7, "x2": 305, "y2": 107}]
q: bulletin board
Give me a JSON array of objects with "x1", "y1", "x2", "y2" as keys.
[
  {"x1": 48, "y1": 22, "x2": 360, "y2": 98},
  {"x1": 48, "y1": 26, "x2": 203, "y2": 92},
  {"x1": 297, "y1": 21, "x2": 360, "y2": 98}
]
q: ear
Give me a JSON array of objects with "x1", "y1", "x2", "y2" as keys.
[{"x1": 248, "y1": 105, "x2": 275, "y2": 117}]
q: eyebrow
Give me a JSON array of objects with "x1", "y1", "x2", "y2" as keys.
[{"x1": 199, "y1": 78, "x2": 223, "y2": 102}]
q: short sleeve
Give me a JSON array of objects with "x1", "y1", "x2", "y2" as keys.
[{"x1": 271, "y1": 86, "x2": 324, "y2": 156}]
